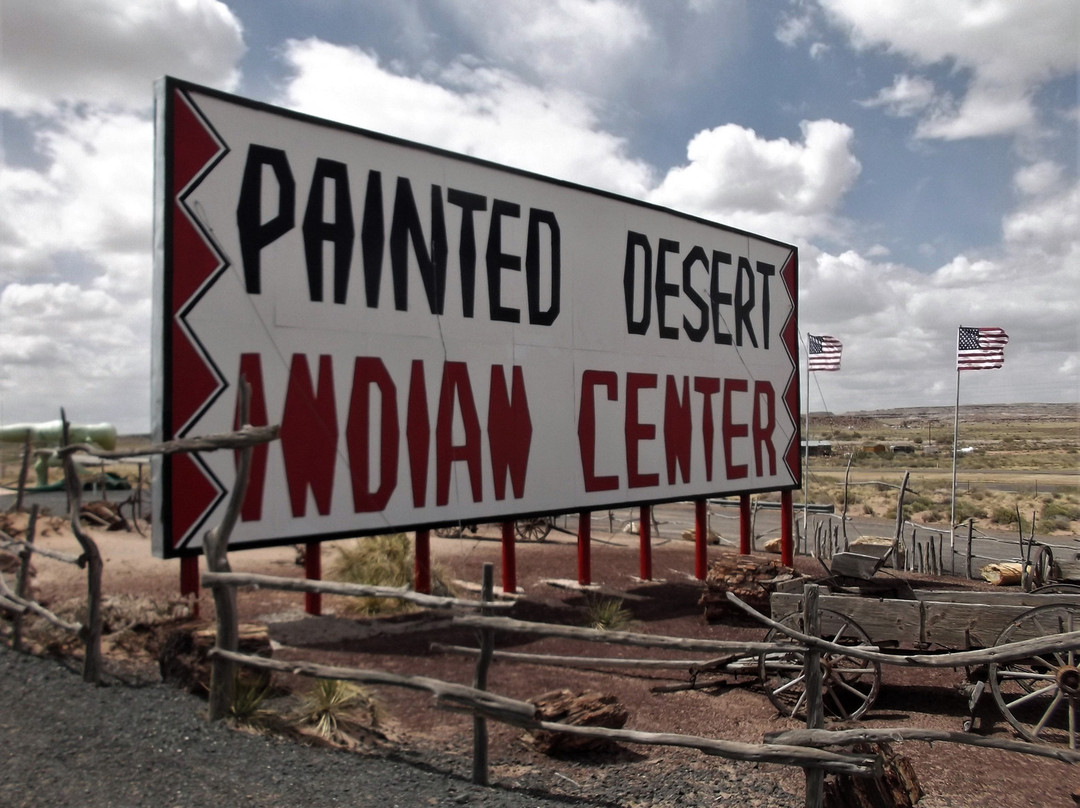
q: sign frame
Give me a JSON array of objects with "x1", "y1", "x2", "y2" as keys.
[{"x1": 152, "y1": 76, "x2": 801, "y2": 559}]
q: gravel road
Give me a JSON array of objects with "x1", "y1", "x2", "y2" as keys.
[{"x1": 0, "y1": 644, "x2": 800, "y2": 808}]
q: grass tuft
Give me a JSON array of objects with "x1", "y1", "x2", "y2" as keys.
[{"x1": 583, "y1": 595, "x2": 634, "y2": 632}]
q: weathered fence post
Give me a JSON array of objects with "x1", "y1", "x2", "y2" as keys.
[
  {"x1": 206, "y1": 382, "x2": 256, "y2": 721},
  {"x1": 891, "y1": 471, "x2": 910, "y2": 570},
  {"x1": 972, "y1": 520, "x2": 980, "y2": 578},
  {"x1": 59, "y1": 411, "x2": 103, "y2": 685},
  {"x1": 803, "y1": 583, "x2": 824, "y2": 808},
  {"x1": 472, "y1": 563, "x2": 496, "y2": 785},
  {"x1": 12, "y1": 504, "x2": 38, "y2": 650},
  {"x1": 13, "y1": 433, "x2": 31, "y2": 513}
]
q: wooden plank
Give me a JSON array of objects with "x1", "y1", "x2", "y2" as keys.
[
  {"x1": 911, "y1": 590, "x2": 1080, "y2": 606},
  {"x1": 830, "y1": 553, "x2": 883, "y2": 580},
  {"x1": 921, "y1": 601, "x2": 1044, "y2": 648},
  {"x1": 1056, "y1": 559, "x2": 1080, "y2": 582},
  {"x1": 771, "y1": 592, "x2": 923, "y2": 646}
]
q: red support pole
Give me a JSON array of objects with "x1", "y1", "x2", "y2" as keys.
[
  {"x1": 739, "y1": 494, "x2": 752, "y2": 554},
  {"x1": 501, "y1": 521, "x2": 516, "y2": 594},
  {"x1": 577, "y1": 511, "x2": 592, "y2": 586},
  {"x1": 781, "y1": 490, "x2": 794, "y2": 567},
  {"x1": 180, "y1": 555, "x2": 199, "y2": 618},
  {"x1": 304, "y1": 541, "x2": 322, "y2": 615},
  {"x1": 694, "y1": 498, "x2": 708, "y2": 580},
  {"x1": 414, "y1": 529, "x2": 432, "y2": 594},
  {"x1": 639, "y1": 505, "x2": 652, "y2": 581}
]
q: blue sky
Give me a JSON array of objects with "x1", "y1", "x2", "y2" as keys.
[{"x1": 1, "y1": 0, "x2": 1077, "y2": 433}]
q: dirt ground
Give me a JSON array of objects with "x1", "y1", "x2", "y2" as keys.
[{"x1": 5, "y1": 512, "x2": 1080, "y2": 808}]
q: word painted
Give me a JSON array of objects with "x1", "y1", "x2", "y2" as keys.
[
  {"x1": 236, "y1": 146, "x2": 561, "y2": 325},
  {"x1": 622, "y1": 231, "x2": 775, "y2": 347},
  {"x1": 577, "y1": 370, "x2": 777, "y2": 491},
  {"x1": 235, "y1": 353, "x2": 533, "y2": 521}
]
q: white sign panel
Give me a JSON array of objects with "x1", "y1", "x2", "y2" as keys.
[{"x1": 153, "y1": 77, "x2": 800, "y2": 558}]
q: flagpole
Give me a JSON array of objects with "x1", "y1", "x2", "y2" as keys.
[
  {"x1": 804, "y1": 353, "x2": 810, "y2": 555},
  {"x1": 950, "y1": 364, "x2": 960, "y2": 574}
]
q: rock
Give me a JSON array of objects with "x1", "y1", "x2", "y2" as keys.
[
  {"x1": 680, "y1": 528, "x2": 720, "y2": 544},
  {"x1": 526, "y1": 689, "x2": 629, "y2": 754}
]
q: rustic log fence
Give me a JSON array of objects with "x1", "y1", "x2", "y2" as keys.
[
  {"x1": 0, "y1": 505, "x2": 88, "y2": 660},
  {"x1": 0, "y1": 403, "x2": 279, "y2": 685},
  {"x1": 202, "y1": 557, "x2": 1080, "y2": 807}
]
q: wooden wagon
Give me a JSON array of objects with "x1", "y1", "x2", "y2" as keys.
[{"x1": 760, "y1": 579, "x2": 1080, "y2": 748}]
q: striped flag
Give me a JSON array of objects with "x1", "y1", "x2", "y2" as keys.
[
  {"x1": 957, "y1": 326, "x2": 1009, "y2": 370},
  {"x1": 807, "y1": 334, "x2": 842, "y2": 371}
]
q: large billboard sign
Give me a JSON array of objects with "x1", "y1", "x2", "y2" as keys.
[{"x1": 152, "y1": 77, "x2": 800, "y2": 558}]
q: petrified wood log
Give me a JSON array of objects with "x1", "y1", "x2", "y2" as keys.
[
  {"x1": 80, "y1": 501, "x2": 129, "y2": 532},
  {"x1": 526, "y1": 689, "x2": 629, "y2": 754},
  {"x1": 698, "y1": 552, "x2": 799, "y2": 622},
  {"x1": 159, "y1": 622, "x2": 271, "y2": 695},
  {"x1": 822, "y1": 742, "x2": 921, "y2": 808}
]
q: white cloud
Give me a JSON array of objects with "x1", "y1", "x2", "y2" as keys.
[
  {"x1": 1002, "y1": 182, "x2": 1079, "y2": 258},
  {"x1": 776, "y1": 11, "x2": 814, "y2": 47},
  {"x1": 0, "y1": 0, "x2": 244, "y2": 114},
  {"x1": 0, "y1": 109, "x2": 154, "y2": 295},
  {"x1": 442, "y1": 0, "x2": 650, "y2": 95},
  {"x1": 0, "y1": 283, "x2": 150, "y2": 430},
  {"x1": 860, "y1": 74, "x2": 937, "y2": 118},
  {"x1": 0, "y1": 0, "x2": 244, "y2": 431},
  {"x1": 278, "y1": 38, "x2": 654, "y2": 197},
  {"x1": 820, "y1": 0, "x2": 1079, "y2": 139},
  {"x1": 1013, "y1": 160, "x2": 1064, "y2": 198},
  {"x1": 648, "y1": 119, "x2": 861, "y2": 242}
]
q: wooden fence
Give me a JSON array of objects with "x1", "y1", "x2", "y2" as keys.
[
  {"x1": 0, "y1": 504, "x2": 94, "y2": 674},
  {"x1": 0, "y1": 408, "x2": 279, "y2": 684}
]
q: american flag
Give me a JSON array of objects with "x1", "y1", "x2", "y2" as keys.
[
  {"x1": 807, "y1": 334, "x2": 842, "y2": 371},
  {"x1": 957, "y1": 326, "x2": 1009, "y2": 370}
]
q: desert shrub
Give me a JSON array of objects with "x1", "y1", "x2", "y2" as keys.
[
  {"x1": 229, "y1": 673, "x2": 275, "y2": 727},
  {"x1": 953, "y1": 500, "x2": 986, "y2": 522},
  {"x1": 297, "y1": 679, "x2": 382, "y2": 742},
  {"x1": 907, "y1": 495, "x2": 936, "y2": 513},
  {"x1": 1042, "y1": 499, "x2": 1080, "y2": 521},
  {"x1": 862, "y1": 503, "x2": 874, "y2": 516},
  {"x1": 583, "y1": 595, "x2": 634, "y2": 631},
  {"x1": 1039, "y1": 516, "x2": 1073, "y2": 533},
  {"x1": 331, "y1": 533, "x2": 454, "y2": 615},
  {"x1": 990, "y1": 506, "x2": 1019, "y2": 525}
]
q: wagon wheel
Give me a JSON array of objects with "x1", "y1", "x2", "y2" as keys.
[
  {"x1": 515, "y1": 516, "x2": 553, "y2": 542},
  {"x1": 1029, "y1": 582, "x2": 1080, "y2": 595},
  {"x1": 1026, "y1": 544, "x2": 1055, "y2": 590},
  {"x1": 988, "y1": 604, "x2": 1080, "y2": 748},
  {"x1": 433, "y1": 525, "x2": 463, "y2": 538},
  {"x1": 758, "y1": 609, "x2": 881, "y2": 721}
]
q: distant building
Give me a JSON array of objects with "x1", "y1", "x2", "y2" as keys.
[{"x1": 801, "y1": 440, "x2": 833, "y2": 457}]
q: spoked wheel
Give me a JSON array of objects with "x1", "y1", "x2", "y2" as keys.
[
  {"x1": 989, "y1": 604, "x2": 1080, "y2": 747},
  {"x1": 759, "y1": 609, "x2": 881, "y2": 721},
  {"x1": 515, "y1": 516, "x2": 553, "y2": 542},
  {"x1": 1029, "y1": 583, "x2": 1080, "y2": 595}
]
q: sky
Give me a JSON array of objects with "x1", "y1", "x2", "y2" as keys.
[{"x1": 0, "y1": 0, "x2": 1077, "y2": 434}]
